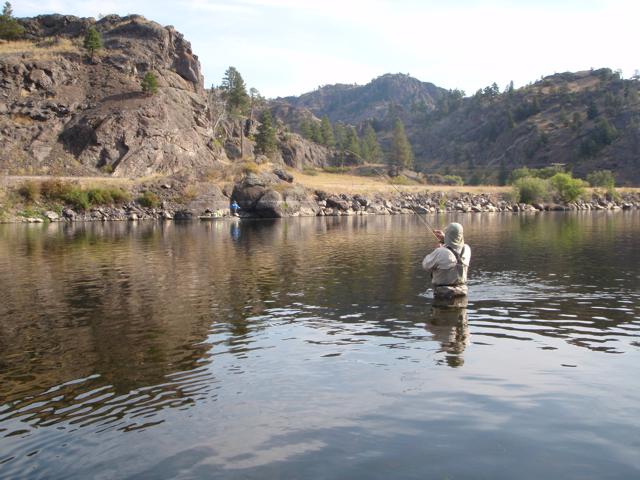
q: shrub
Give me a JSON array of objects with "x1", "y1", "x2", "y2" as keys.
[
  {"x1": 322, "y1": 166, "x2": 350, "y2": 174},
  {"x1": 107, "y1": 188, "x2": 131, "y2": 204},
  {"x1": 40, "y1": 179, "x2": 74, "y2": 200},
  {"x1": 63, "y1": 189, "x2": 90, "y2": 211},
  {"x1": 40, "y1": 180, "x2": 130, "y2": 209},
  {"x1": 512, "y1": 176, "x2": 550, "y2": 203},
  {"x1": 17, "y1": 180, "x2": 40, "y2": 202},
  {"x1": 137, "y1": 191, "x2": 160, "y2": 208},
  {"x1": 180, "y1": 185, "x2": 199, "y2": 203},
  {"x1": 586, "y1": 170, "x2": 615, "y2": 189},
  {"x1": 443, "y1": 175, "x2": 464, "y2": 186},
  {"x1": 388, "y1": 175, "x2": 411, "y2": 185},
  {"x1": 83, "y1": 26, "x2": 102, "y2": 58},
  {"x1": 549, "y1": 173, "x2": 587, "y2": 203},
  {"x1": 241, "y1": 161, "x2": 260, "y2": 175},
  {"x1": 425, "y1": 174, "x2": 464, "y2": 186},
  {"x1": 579, "y1": 118, "x2": 618, "y2": 157},
  {"x1": 302, "y1": 166, "x2": 318, "y2": 176},
  {"x1": 141, "y1": 71, "x2": 159, "y2": 95},
  {"x1": 508, "y1": 165, "x2": 564, "y2": 184}
]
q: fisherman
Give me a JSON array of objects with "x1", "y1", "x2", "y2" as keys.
[
  {"x1": 422, "y1": 222, "x2": 471, "y2": 299},
  {"x1": 230, "y1": 199, "x2": 240, "y2": 217}
]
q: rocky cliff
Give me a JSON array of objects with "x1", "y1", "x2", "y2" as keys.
[
  {"x1": 0, "y1": 14, "x2": 230, "y2": 177},
  {"x1": 0, "y1": 14, "x2": 334, "y2": 179}
]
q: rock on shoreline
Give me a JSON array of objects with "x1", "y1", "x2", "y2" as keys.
[{"x1": 3, "y1": 185, "x2": 639, "y2": 224}]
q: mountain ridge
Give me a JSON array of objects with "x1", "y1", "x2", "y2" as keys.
[{"x1": 272, "y1": 69, "x2": 640, "y2": 185}]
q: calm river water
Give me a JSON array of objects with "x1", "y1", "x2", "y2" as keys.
[{"x1": 0, "y1": 212, "x2": 639, "y2": 479}]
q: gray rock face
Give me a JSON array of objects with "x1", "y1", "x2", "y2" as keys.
[
  {"x1": 273, "y1": 168, "x2": 294, "y2": 183},
  {"x1": 1, "y1": 15, "x2": 224, "y2": 176},
  {"x1": 277, "y1": 132, "x2": 334, "y2": 169},
  {"x1": 44, "y1": 211, "x2": 59, "y2": 221},
  {"x1": 325, "y1": 195, "x2": 350, "y2": 211},
  {"x1": 232, "y1": 173, "x2": 319, "y2": 218}
]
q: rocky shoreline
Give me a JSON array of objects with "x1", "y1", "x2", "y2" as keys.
[{"x1": 6, "y1": 187, "x2": 640, "y2": 224}]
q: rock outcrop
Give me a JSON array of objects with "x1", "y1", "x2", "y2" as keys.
[
  {"x1": 1, "y1": 14, "x2": 224, "y2": 177},
  {"x1": 232, "y1": 172, "x2": 320, "y2": 217}
]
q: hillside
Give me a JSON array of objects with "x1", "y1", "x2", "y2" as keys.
[
  {"x1": 0, "y1": 14, "x2": 332, "y2": 178},
  {"x1": 280, "y1": 73, "x2": 447, "y2": 125},
  {"x1": 275, "y1": 70, "x2": 640, "y2": 185},
  {"x1": 0, "y1": 14, "x2": 226, "y2": 177}
]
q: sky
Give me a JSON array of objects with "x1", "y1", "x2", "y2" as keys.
[{"x1": 14, "y1": 0, "x2": 640, "y2": 98}]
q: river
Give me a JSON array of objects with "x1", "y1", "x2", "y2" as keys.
[{"x1": 1, "y1": 212, "x2": 639, "y2": 479}]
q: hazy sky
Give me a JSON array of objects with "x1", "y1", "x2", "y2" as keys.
[{"x1": 15, "y1": 0, "x2": 640, "y2": 98}]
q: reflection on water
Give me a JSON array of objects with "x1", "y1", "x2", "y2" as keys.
[
  {"x1": 0, "y1": 212, "x2": 639, "y2": 479},
  {"x1": 428, "y1": 305, "x2": 469, "y2": 367}
]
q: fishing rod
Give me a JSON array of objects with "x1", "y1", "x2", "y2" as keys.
[{"x1": 342, "y1": 150, "x2": 442, "y2": 242}]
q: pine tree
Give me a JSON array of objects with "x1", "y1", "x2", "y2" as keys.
[
  {"x1": 141, "y1": 71, "x2": 159, "y2": 95},
  {"x1": 587, "y1": 100, "x2": 599, "y2": 120},
  {"x1": 221, "y1": 66, "x2": 250, "y2": 113},
  {"x1": 0, "y1": 2, "x2": 24, "y2": 40},
  {"x1": 310, "y1": 121, "x2": 323, "y2": 144},
  {"x1": 390, "y1": 119, "x2": 413, "y2": 170},
  {"x1": 299, "y1": 118, "x2": 313, "y2": 139},
  {"x1": 360, "y1": 123, "x2": 383, "y2": 163},
  {"x1": 320, "y1": 116, "x2": 335, "y2": 147},
  {"x1": 333, "y1": 122, "x2": 347, "y2": 150},
  {"x1": 255, "y1": 110, "x2": 277, "y2": 155},
  {"x1": 345, "y1": 126, "x2": 361, "y2": 162},
  {"x1": 83, "y1": 26, "x2": 103, "y2": 59},
  {"x1": 249, "y1": 87, "x2": 264, "y2": 121}
]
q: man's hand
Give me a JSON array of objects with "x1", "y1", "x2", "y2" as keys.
[{"x1": 434, "y1": 229, "x2": 444, "y2": 244}]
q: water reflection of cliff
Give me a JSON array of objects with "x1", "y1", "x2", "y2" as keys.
[
  {"x1": 1, "y1": 212, "x2": 639, "y2": 435},
  {"x1": 0, "y1": 217, "x2": 430, "y2": 434}
]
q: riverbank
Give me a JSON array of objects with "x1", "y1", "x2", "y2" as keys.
[
  {"x1": 1, "y1": 171, "x2": 639, "y2": 223},
  {"x1": 2, "y1": 188, "x2": 639, "y2": 223}
]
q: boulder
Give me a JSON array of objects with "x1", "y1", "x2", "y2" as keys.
[
  {"x1": 255, "y1": 190, "x2": 284, "y2": 217},
  {"x1": 62, "y1": 208, "x2": 76, "y2": 220},
  {"x1": 44, "y1": 210, "x2": 59, "y2": 222},
  {"x1": 326, "y1": 195, "x2": 350, "y2": 211},
  {"x1": 273, "y1": 168, "x2": 294, "y2": 183}
]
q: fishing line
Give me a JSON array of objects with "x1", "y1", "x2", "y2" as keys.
[{"x1": 342, "y1": 150, "x2": 441, "y2": 241}]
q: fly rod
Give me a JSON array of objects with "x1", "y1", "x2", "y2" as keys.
[{"x1": 343, "y1": 150, "x2": 442, "y2": 242}]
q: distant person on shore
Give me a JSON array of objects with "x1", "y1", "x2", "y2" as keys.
[
  {"x1": 422, "y1": 222, "x2": 471, "y2": 299},
  {"x1": 230, "y1": 200, "x2": 240, "y2": 217}
]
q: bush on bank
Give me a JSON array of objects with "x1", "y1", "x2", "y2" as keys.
[
  {"x1": 16, "y1": 179, "x2": 131, "y2": 211},
  {"x1": 512, "y1": 176, "x2": 550, "y2": 203},
  {"x1": 549, "y1": 173, "x2": 587, "y2": 203},
  {"x1": 512, "y1": 171, "x2": 589, "y2": 204}
]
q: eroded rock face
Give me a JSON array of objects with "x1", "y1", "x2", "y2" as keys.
[
  {"x1": 0, "y1": 14, "x2": 223, "y2": 176},
  {"x1": 276, "y1": 131, "x2": 335, "y2": 169}
]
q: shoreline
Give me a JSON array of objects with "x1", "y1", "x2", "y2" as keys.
[{"x1": 2, "y1": 189, "x2": 638, "y2": 224}]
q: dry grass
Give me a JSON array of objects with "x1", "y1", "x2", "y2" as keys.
[
  {"x1": 0, "y1": 38, "x2": 81, "y2": 58},
  {"x1": 2, "y1": 175, "x2": 137, "y2": 190},
  {"x1": 293, "y1": 169, "x2": 511, "y2": 195},
  {"x1": 10, "y1": 114, "x2": 35, "y2": 126}
]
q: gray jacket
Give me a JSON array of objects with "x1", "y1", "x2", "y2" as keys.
[{"x1": 422, "y1": 244, "x2": 471, "y2": 286}]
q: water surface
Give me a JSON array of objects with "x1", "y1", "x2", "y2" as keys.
[{"x1": 1, "y1": 212, "x2": 639, "y2": 479}]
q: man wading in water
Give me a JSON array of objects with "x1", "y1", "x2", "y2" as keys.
[{"x1": 422, "y1": 222, "x2": 471, "y2": 300}]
